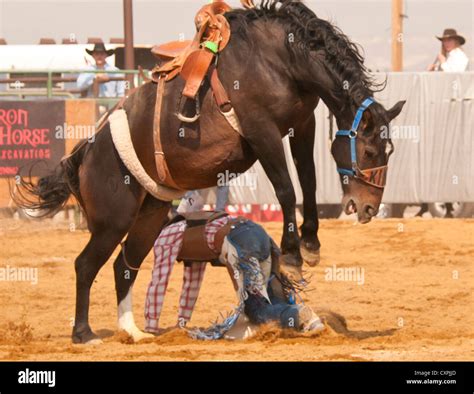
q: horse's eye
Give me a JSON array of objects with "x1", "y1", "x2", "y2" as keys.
[{"x1": 364, "y1": 148, "x2": 376, "y2": 159}]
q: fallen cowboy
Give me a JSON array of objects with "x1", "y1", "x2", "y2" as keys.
[{"x1": 144, "y1": 212, "x2": 325, "y2": 339}]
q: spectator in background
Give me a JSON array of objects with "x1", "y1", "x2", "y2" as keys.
[
  {"x1": 418, "y1": 28, "x2": 468, "y2": 218},
  {"x1": 77, "y1": 43, "x2": 125, "y2": 97},
  {"x1": 427, "y1": 28, "x2": 469, "y2": 72}
]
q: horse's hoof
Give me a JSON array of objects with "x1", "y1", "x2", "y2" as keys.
[
  {"x1": 72, "y1": 327, "x2": 101, "y2": 345},
  {"x1": 280, "y1": 253, "x2": 302, "y2": 267},
  {"x1": 144, "y1": 328, "x2": 161, "y2": 336},
  {"x1": 84, "y1": 338, "x2": 103, "y2": 345},
  {"x1": 131, "y1": 330, "x2": 155, "y2": 342},
  {"x1": 122, "y1": 328, "x2": 155, "y2": 343},
  {"x1": 279, "y1": 254, "x2": 304, "y2": 283},
  {"x1": 300, "y1": 243, "x2": 320, "y2": 267}
]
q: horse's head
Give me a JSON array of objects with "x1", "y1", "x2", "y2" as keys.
[{"x1": 331, "y1": 99, "x2": 405, "y2": 223}]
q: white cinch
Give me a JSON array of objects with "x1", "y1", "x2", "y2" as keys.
[{"x1": 108, "y1": 109, "x2": 186, "y2": 202}]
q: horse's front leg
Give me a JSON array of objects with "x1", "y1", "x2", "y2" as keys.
[
  {"x1": 290, "y1": 114, "x2": 321, "y2": 266},
  {"x1": 244, "y1": 122, "x2": 302, "y2": 271}
]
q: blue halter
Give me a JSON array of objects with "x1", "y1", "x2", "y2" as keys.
[
  {"x1": 335, "y1": 97, "x2": 375, "y2": 177},
  {"x1": 334, "y1": 97, "x2": 388, "y2": 189}
]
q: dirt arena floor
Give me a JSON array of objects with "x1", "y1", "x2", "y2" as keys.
[{"x1": 0, "y1": 217, "x2": 472, "y2": 361}]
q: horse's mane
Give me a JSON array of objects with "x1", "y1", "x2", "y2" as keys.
[{"x1": 226, "y1": 0, "x2": 386, "y2": 110}]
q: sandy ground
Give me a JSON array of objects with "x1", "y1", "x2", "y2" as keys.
[{"x1": 0, "y1": 217, "x2": 472, "y2": 361}]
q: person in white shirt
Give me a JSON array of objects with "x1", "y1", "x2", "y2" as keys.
[
  {"x1": 418, "y1": 28, "x2": 468, "y2": 218},
  {"x1": 77, "y1": 43, "x2": 125, "y2": 98},
  {"x1": 427, "y1": 28, "x2": 469, "y2": 72}
]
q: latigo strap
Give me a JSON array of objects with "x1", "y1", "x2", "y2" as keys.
[{"x1": 153, "y1": 77, "x2": 185, "y2": 190}]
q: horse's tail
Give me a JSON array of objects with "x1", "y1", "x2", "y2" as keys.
[{"x1": 11, "y1": 139, "x2": 89, "y2": 217}]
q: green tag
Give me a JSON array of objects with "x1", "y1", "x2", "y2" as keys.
[{"x1": 204, "y1": 41, "x2": 219, "y2": 54}]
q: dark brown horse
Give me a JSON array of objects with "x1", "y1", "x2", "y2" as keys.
[{"x1": 14, "y1": 1, "x2": 405, "y2": 343}]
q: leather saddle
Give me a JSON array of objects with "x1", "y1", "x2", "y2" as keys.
[
  {"x1": 152, "y1": 0, "x2": 255, "y2": 72},
  {"x1": 150, "y1": 0, "x2": 252, "y2": 191},
  {"x1": 151, "y1": 1, "x2": 232, "y2": 102},
  {"x1": 152, "y1": 40, "x2": 192, "y2": 63}
]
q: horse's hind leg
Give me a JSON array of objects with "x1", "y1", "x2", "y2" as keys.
[
  {"x1": 71, "y1": 125, "x2": 147, "y2": 344},
  {"x1": 113, "y1": 195, "x2": 171, "y2": 341},
  {"x1": 72, "y1": 228, "x2": 129, "y2": 344}
]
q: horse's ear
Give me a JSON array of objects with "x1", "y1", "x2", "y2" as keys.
[{"x1": 386, "y1": 100, "x2": 406, "y2": 121}]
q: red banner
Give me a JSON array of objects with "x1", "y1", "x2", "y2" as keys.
[{"x1": 0, "y1": 100, "x2": 65, "y2": 177}]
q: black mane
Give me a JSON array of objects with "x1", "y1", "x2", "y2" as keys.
[{"x1": 226, "y1": 1, "x2": 385, "y2": 111}]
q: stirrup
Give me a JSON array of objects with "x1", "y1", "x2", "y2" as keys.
[{"x1": 176, "y1": 95, "x2": 200, "y2": 123}]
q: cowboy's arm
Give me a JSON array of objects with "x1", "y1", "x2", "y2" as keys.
[
  {"x1": 76, "y1": 69, "x2": 95, "y2": 91},
  {"x1": 440, "y1": 50, "x2": 469, "y2": 72}
]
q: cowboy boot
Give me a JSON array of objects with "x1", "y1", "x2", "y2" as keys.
[{"x1": 280, "y1": 305, "x2": 325, "y2": 332}]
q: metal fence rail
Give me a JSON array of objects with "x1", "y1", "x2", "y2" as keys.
[{"x1": 0, "y1": 69, "x2": 149, "y2": 99}]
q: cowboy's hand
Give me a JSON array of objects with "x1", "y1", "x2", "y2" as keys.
[
  {"x1": 427, "y1": 64, "x2": 436, "y2": 71},
  {"x1": 95, "y1": 74, "x2": 110, "y2": 83},
  {"x1": 437, "y1": 53, "x2": 446, "y2": 64}
]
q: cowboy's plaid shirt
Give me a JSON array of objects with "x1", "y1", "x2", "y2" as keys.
[{"x1": 145, "y1": 215, "x2": 231, "y2": 333}]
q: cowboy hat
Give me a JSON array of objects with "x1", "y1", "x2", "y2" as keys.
[
  {"x1": 86, "y1": 43, "x2": 115, "y2": 57},
  {"x1": 436, "y1": 28, "x2": 466, "y2": 45}
]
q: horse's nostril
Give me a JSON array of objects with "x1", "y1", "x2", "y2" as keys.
[
  {"x1": 345, "y1": 199, "x2": 357, "y2": 214},
  {"x1": 365, "y1": 204, "x2": 377, "y2": 217}
]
